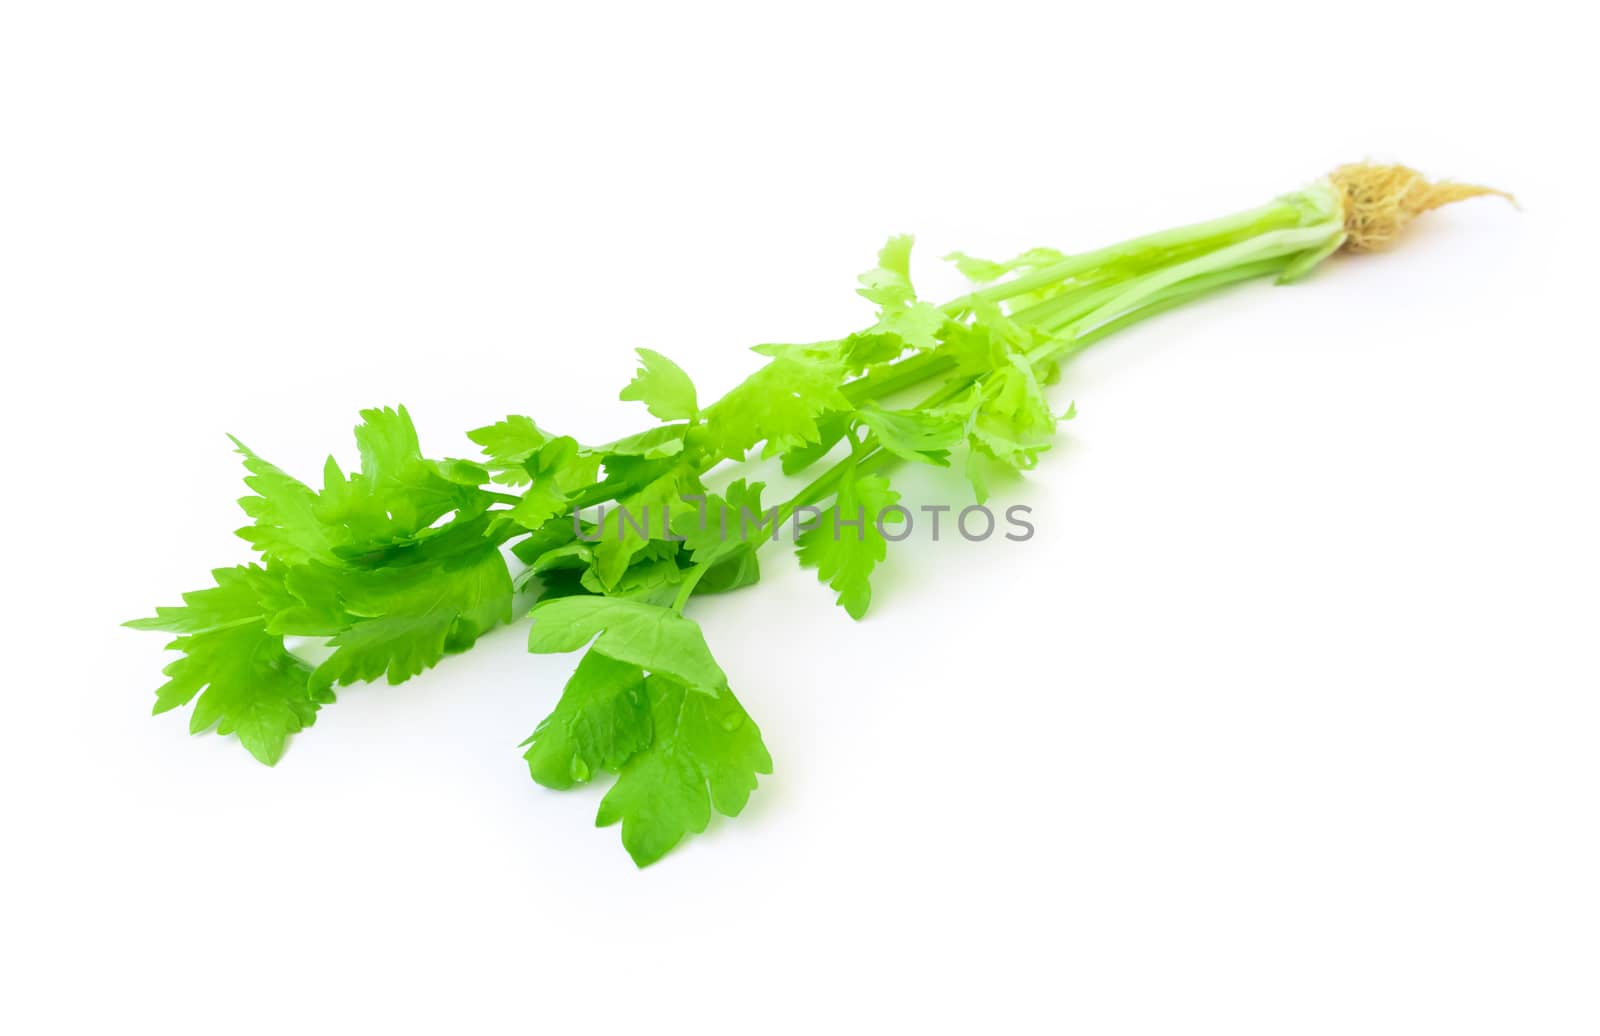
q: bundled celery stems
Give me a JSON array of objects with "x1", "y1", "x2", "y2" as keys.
[{"x1": 129, "y1": 163, "x2": 1508, "y2": 865}]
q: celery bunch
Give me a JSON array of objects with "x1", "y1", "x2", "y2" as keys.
[{"x1": 129, "y1": 163, "x2": 1504, "y2": 865}]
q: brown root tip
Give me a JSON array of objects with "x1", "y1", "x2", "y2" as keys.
[{"x1": 1328, "y1": 162, "x2": 1515, "y2": 252}]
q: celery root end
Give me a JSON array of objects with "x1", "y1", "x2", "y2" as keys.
[{"x1": 1328, "y1": 162, "x2": 1515, "y2": 252}]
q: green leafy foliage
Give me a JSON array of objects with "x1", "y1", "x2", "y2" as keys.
[
  {"x1": 523, "y1": 650, "x2": 652, "y2": 789},
  {"x1": 777, "y1": 413, "x2": 850, "y2": 476},
  {"x1": 600, "y1": 424, "x2": 687, "y2": 460},
  {"x1": 619, "y1": 348, "x2": 699, "y2": 421},
  {"x1": 528, "y1": 596, "x2": 727, "y2": 691},
  {"x1": 700, "y1": 351, "x2": 851, "y2": 462},
  {"x1": 126, "y1": 566, "x2": 323, "y2": 766},
  {"x1": 795, "y1": 469, "x2": 903, "y2": 620},
  {"x1": 857, "y1": 405, "x2": 966, "y2": 467},
  {"x1": 230, "y1": 439, "x2": 340, "y2": 566},
  {"x1": 960, "y1": 354, "x2": 1072, "y2": 501},
  {"x1": 466, "y1": 414, "x2": 549, "y2": 486},
  {"x1": 501, "y1": 437, "x2": 601, "y2": 532},
  {"x1": 672, "y1": 479, "x2": 768, "y2": 595},
  {"x1": 944, "y1": 245, "x2": 1067, "y2": 284},
  {"x1": 580, "y1": 555, "x2": 682, "y2": 604},
  {"x1": 673, "y1": 480, "x2": 767, "y2": 567},
  {"x1": 131, "y1": 187, "x2": 1353, "y2": 863},
  {"x1": 857, "y1": 235, "x2": 947, "y2": 350},
  {"x1": 596, "y1": 674, "x2": 772, "y2": 867},
  {"x1": 137, "y1": 413, "x2": 516, "y2": 763},
  {"x1": 308, "y1": 535, "x2": 514, "y2": 693},
  {"x1": 589, "y1": 463, "x2": 699, "y2": 589},
  {"x1": 314, "y1": 407, "x2": 493, "y2": 560}
]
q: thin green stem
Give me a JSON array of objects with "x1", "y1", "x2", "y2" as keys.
[
  {"x1": 1040, "y1": 256, "x2": 1295, "y2": 364},
  {"x1": 841, "y1": 352, "x2": 953, "y2": 404},
  {"x1": 940, "y1": 197, "x2": 1309, "y2": 313},
  {"x1": 1060, "y1": 224, "x2": 1339, "y2": 339},
  {"x1": 671, "y1": 564, "x2": 710, "y2": 612}
]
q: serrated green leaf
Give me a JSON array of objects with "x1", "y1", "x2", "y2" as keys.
[
  {"x1": 523, "y1": 649, "x2": 652, "y2": 789},
  {"x1": 857, "y1": 234, "x2": 919, "y2": 308},
  {"x1": 779, "y1": 411, "x2": 851, "y2": 475},
  {"x1": 856, "y1": 235, "x2": 947, "y2": 350},
  {"x1": 580, "y1": 557, "x2": 683, "y2": 605},
  {"x1": 599, "y1": 424, "x2": 688, "y2": 460},
  {"x1": 875, "y1": 301, "x2": 946, "y2": 352},
  {"x1": 671, "y1": 480, "x2": 768, "y2": 568},
  {"x1": 467, "y1": 414, "x2": 550, "y2": 486},
  {"x1": 619, "y1": 348, "x2": 698, "y2": 421},
  {"x1": 795, "y1": 469, "x2": 902, "y2": 620},
  {"x1": 596, "y1": 674, "x2": 771, "y2": 867},
  {"x1": 943, "y1": 245, "x2": 1068, "y2": 284},
  {"x1": 527, "y1": 596, "x2": 726, "y2": 691},
  {"x1": 307, "y1": 533, "x2": 514, "y2": 692},
  {"x1": 857, "y1": 405, "x2": 965, "y2": 466},
  {"x1": 229, "y1": 438, "x2": 340, "y2": 566},
  {"x1": 967, "y1": 353, "x2": 1060, "y2": 473},
  {"x1": 127, "y1": 565, "x2": 322, "y2": 766},
  {"x1": 700, "y1": 354, "x2": 850, "y2": 462},
  {"x1": 671, "y1": 480, "x2": 768, "y2": 596},
  {"x1": 314, "y1": 406, "x2": 493, "y2": 559},
  {"x1": 839, "y1": 330, "x2": 910, "y2": 369},
  {"x1": 503, "y1": 436, "x2": 601, "y2": 532},
  {"x1": 590, "y1": 465, "x2": 696, "y2": 589}
]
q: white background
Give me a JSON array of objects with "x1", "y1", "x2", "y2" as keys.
[{"x1": 3, "y1": 2, "x2": 1596, "y2": 1032}]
